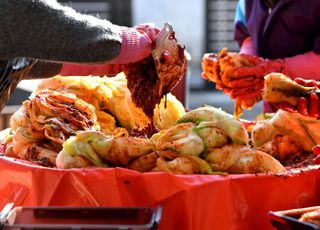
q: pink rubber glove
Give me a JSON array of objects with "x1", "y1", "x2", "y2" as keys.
[
  {"x1": 236, "y1": 50, "x2": 320, "y2": 81},
  {"x1": 233, "y1": 57, "x2": 288, "y2": 79},
  {"x1": 109, "y1": 26, "x2": 154, "y2": 64},
  {"x1": 277, "y1": 78, "x2": 320, "y2": 117},
  {"x1": 284, "y1": 51, "x2": 320, "y2": 80},
  {"x1": 263, "y1": 52, "x2": 320, "y2": 113},
  {"x1": 239, "y1": 37, "x2": 258, "y2": 56},
  {"x1": 228, "y1": 53, "x2": 289, "y2": 99},
  {"x1": 233, "y1": 51, "x2": 320, "y2": 98},
  {"x1": 59, "y1": 24, "x2": 160, "y2": 76},
  {"x1": 238, "y1": 33, "x2": 320, "y2": 79}
]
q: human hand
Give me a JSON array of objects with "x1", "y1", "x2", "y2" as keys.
[
  {"x1": 278, "y1": 78, "x2": 320, "y2": 117},
  {"x1": 294, "y1": 78, "x2": 320, "y2": 118},
  {"x1": 134, "y1": 23, "x2": 160, "y2": 45},
  {"x1": 110, "y1": 24, "x2": 160, "y2": 64},
  {"x1": 228, "y1": 56, "x2": 286, "y2": 102},
  {"x1": 222, "y1": 54, "x2": 264, "y2": 99},
  {"x1": 59, "y1": 24, "x2": 161, "y2": 76},
  {"x1": 294, "y1": 77, "x2": 320, "y2": 88},
  {"x1": 227, "y1": 75, "x2": 265, "y2": 99},
  {"x1": 202, "y1": 51, "x2": 267, "y2": 117},
  {"x1": 228, "y1": 57, "x2": 288, "y2": 117},
  {"x1": 233, "y1": 57, "x2": 286, "y2": 79}
]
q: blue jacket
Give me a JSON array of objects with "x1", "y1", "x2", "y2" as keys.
[{"x1": 234, "y1": 0, "x2": 320, "y2": 59}]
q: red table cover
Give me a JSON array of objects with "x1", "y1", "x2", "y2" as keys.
[{"x1": 0, "y1": 156, "x2": 319, "y2": 230}]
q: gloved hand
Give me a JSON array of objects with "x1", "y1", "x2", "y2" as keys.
[
  {"x1": 59, "y1": 24, "x2": 160, "y2": 76},
  {"x1": 312, "y1": 145, "x2": 320, "y2": 164},
  {"x1": 110, "y1": 23, "x2": 160, "y2": 64},
  {"x1": 228, "y1": 55, "x2": 288, "y2": 99},
  {"x1": 228, "y1": 75, "x2": 265, "y2": 99},
  {"x1": 233, "y1": 56, "x2": 287, "y2": 79},
  {"x1": 294, "y1": 77, "x2": 320, "y2": 87},
  {"x1": 278, "y1": 78, "x2": 320, "y2": 117},
  {"x1": 134, "y1": 23, "x2": 160, "y2": 44}
]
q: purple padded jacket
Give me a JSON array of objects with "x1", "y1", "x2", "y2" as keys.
[{"x1": 234, "y1": 0, "x2": 320, "y2": 59}]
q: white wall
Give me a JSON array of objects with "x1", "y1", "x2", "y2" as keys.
[{"x1": 132, "y1": 0, "x2": 205, "y2": 66}]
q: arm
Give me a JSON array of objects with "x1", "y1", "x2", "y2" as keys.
[
  {"x1": 0, "y1": 0, "x2": 160, "y2": 111},
  {"x1": 0, "y1": 0, "x2": 159, "y2": 78},
  {"x1": 231, "y1": 51, "x2": 320, "y2": 81},
  {"x1": 234, "y1": 0, "x2": 250, "y2": 48},
  {"x1": 284, "y1": 52, "x2": 320, "y2": 80},
  {"x1": 0, "y1": 0, "x2": 150, "y2": 64},
  {"x1": 239, "y1": 37, "x2": 258, "y2": 56},
  {"x1": 234, "y1": 0, "x2": 320, "y2": 80}
]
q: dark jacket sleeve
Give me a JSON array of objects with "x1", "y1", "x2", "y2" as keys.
[{"x1": 0, "y1": 0, "x2": 122, "y2": 63}]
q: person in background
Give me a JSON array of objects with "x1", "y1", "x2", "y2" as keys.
[
  {"x1": 0, "y1": 0, "x2": 160, "y2": 111},
  {"x1": 232, "y1": 0, "x2": 320, "y2": 114}
]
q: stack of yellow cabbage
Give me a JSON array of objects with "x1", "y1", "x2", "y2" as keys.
[{"x1": 36, "y1": 73, "x2": 186, "y2": 134}]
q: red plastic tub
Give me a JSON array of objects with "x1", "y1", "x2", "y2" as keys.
[{"x1": 0, "y1": 156, "x2": 319, "y2": 230}]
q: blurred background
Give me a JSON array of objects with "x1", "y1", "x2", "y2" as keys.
[{"x1": 7, "y1": 0, "x2": 262, "y2": 124}]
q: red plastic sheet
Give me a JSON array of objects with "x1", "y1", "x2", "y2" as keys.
[{"x1": 0, "y1": 156, "x2": 319, "y2": 230}]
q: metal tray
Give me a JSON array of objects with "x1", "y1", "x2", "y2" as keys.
[
  {"x1": 0, "y1": 204, "x2": 162, "y2": 230},
  {"x1": 268, "y1": 206, "x2": 320, "y2": 230}
]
